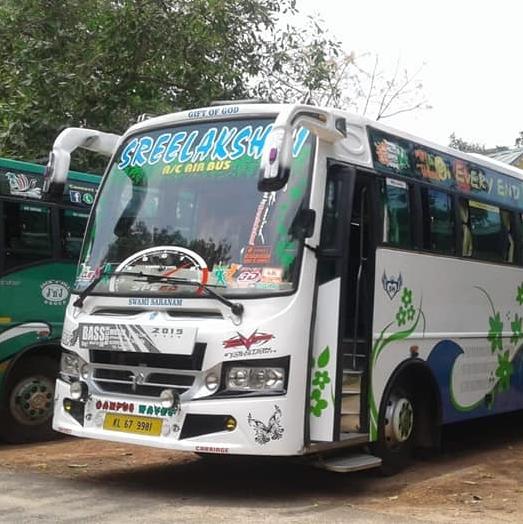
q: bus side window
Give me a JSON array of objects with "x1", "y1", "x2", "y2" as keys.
[
  {"x1": 501, "y1": 210, "x2": 514, "y2": 263},
  {"x1": 320, "y1": 176, "x2": 342, "y2": 249},
  {"x1": 380, "y1": 178, "x2": 412, "y2": 248},
  {"x1": 468, "y1": 200, "x2": 507, "y2": 262},
  {"x1": 459, "y1": 199, "x2": 472, "y2": 257},
  {"x1": 4, "y1": 202, "x2": 52, "y2": 269},
  {"x1": 60, "y1": 209, "x2": 90, "y2": 259},
  {"x1": 422, "y1": 188, "x2": 455, "y2": 255}
]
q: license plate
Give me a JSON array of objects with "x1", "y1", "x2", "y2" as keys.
[{"x1": 103, "y1": 413, "x2": 163, "y2": 436}]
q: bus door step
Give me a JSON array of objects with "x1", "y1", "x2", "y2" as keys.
[{"x1": 316, "y1": 452, "x2": 382, "y2": 473}]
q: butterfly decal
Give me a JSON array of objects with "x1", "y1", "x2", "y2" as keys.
[{"x1": 247, "y1": 405, "x2": 284, "y2": 445}]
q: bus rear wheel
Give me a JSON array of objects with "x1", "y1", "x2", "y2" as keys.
[
  {"x1": 0, "y1": 356, "x2": 59, "y2": 443},
  {"x1": 374, "y1": 382, "x2": 415, "y2": 475}
]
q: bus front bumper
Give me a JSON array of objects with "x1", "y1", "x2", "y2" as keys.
[{"x1": 52, "y1": 378, "x2": 299, "y2": 456}]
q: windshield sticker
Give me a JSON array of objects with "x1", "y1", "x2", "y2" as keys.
[
  {"x1": 261, "y1": 267, "x2": 283, "y2": 284},
  {"x1": 249, "y1": 191, "x2": 276, "y2": 244},
  {"x1": 117, "y1": 124, "x2": 309, "y2": 170},
  {"x1": 236, "y1": 268, "x2": 263, "y2": 286},
  {"x1": 211, "y1": 265, "x2": 228, "y2": 286},
  {"x1": 242, "y1": 245, "x2": 272, "y2": 265}
]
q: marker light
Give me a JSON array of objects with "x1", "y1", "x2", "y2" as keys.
[
  {"x1": 69, "y1": 381, "x2": 85, "y2": 400},
  {"x1": 225, "y1": 417, "x2": 237, "y2": 431},
  {"x1": 80, "y1": 364, "x2": 90, "y2": 380},
  {"x1": 205, "y1": 373, "x2": 219, "y2": 392}
]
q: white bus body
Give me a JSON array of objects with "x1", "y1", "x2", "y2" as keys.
[{"x1": 52, "y1": 103, "x2": 523, "y2": 471}]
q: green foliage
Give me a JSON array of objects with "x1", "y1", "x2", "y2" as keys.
[{"x1": 0, "y1": 0, "x2": 303, "y2": 171}]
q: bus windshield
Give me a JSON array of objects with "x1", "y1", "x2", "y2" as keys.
[{"x1": 76, "y1": 117, "x2": 314, "y2": 298}]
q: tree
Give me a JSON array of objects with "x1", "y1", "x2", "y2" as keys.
[
  {"x1": 448, "y1": 133, "x2": 508, "y2": 155},
  {"x1": 448, "y1": 133, "x2": 487, "y2": 154},
  {"x1": 0, "y1": 1, "x2": 428, "y2": 172},
  {"x1": 254, "y1": 19, "x2": 429, "y2": 121},
  {"x1": 0, "y1": 0, "x2": 300, "y2": 170}
]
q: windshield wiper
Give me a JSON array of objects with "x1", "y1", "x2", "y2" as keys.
[
  {"x1": 73, "y1": 271, "x2": 140, "y2": 308},
  {"x1": 134, "y1": 274, "x2": 244, "y2": 318},
  {"x1": 73, "y1": 270, "x2": 244, "y2": 319}
]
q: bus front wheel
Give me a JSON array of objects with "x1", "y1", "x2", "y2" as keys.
[
  {"x1": 0, "y1": 356, "x2": 59, "y2": 443},
  {"x1": 374, "y1": 382, "x2": 415, "y2": 475}
]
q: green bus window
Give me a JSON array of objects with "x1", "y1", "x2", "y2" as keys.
[
  {"x1": 380, "y1": 178, "x2": 412, "y2": 248},
  {"x1": 422, "y1": 189, "x2": 455, "y2": 255},
  {"x1": 4, "y1": 202, "x2": 52, "y2": 269},
  {"x1": 469, "y1": 201, "x2": 507, "y2": 262},
  {"x1": 61, "y1": 209, "x2": 90, "y2": 259}
]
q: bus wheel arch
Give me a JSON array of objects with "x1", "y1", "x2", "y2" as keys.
[
  {"x1": 0, "y1": 342, "x2": 62, "y2": 443},
  {"x1": 373, "y1": 358, "x2": 441, "y2": 474}
]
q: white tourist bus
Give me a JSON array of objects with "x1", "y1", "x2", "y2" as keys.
[{"x1": 46, "y1": 103, "x2": 523, "y2": 473}]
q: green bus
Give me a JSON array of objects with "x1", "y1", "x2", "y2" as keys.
[{"x1": 0, "y1": 157, "x2": 98, "y2": 442}]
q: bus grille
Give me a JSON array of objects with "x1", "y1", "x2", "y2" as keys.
[{"x1": 88, "y1": 344, "x2": 205, "y2": 398}]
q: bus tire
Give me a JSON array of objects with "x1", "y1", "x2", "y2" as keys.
[
  {"x1": 0, "y1": 356, "x2": 59, "y2": 444},
  {"x1": 374, "y1": 380, "x2": 415, "y2": 475}
]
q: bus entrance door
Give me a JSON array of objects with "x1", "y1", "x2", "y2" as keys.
[
  {"x1": 314, "y1": 166, "x2": 376, "y2": 442},
  {"x1": 337, "y1": 172, "x2": 376, "y2": 437}
]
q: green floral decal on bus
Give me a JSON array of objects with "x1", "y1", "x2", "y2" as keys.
[
  {"x1": 459, "y1": 285, "x2": 523, "y2": 410},
  {"x1": 310, "y1": 346, "x2": 333, "y2": 417},
  {"x1": 369, "y1": 287, "x2": 424, "y2": 440}
]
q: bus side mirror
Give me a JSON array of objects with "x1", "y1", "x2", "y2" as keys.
[
  {"x1": 43, "y1": 150, "x2": 70, "y2": 200},
  {"x1": 258, "y1": 106, "x2": 347, "y2": 193},
  {"x1": 291, "y1": 208, "x2": 316, "y2": 239},
  {"x1": 258, "y1": 127, "x2": 292, "y2": 192},
  {"x1": 43, "y1": 127, "x2": 121, "y2": 201}
]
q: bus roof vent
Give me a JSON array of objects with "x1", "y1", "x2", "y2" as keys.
[{"x1": 136, "y1": 113, "x2": 157, "y2": 123}]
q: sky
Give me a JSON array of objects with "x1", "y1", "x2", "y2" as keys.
[{"x1": 295, "y1": 0, "x2": 523, "y2": 149}]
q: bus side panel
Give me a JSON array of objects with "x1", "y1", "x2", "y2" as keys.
[
  {"x1": 370, "y1": 247, "x2": 523, "y2": 439},
  {"x1": 310, "y1": 277, "x2": 340, "y2": 441},
  {"x1": 0, "y1": 262, "x2": 76, "y2": 367}
]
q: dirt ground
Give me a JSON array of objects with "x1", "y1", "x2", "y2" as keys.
[{"x1": 2, "y1": 413, "x2": 523, "y2": 523}]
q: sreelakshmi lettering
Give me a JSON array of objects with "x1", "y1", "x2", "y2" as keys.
[{"x1": 118, "y1": 124, "x2": 309, "y2": 169}]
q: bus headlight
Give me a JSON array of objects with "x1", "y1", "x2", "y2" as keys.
[
  {"x1": 225, "y1": 366, "x2": 285, "y2": 393},
  {"x1": 60, "y1": 351, "x2": 86, "y2": 381}
]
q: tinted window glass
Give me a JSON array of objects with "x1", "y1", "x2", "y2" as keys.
[
  {"x1": 4, "y1": 202, "x2": 52, "y2": 268},
  {"x1": 422, "y1": 189, "x2": 455, "y2": 255},
  {"x1": 61, "y1": 209, "x2": 90, "y2": 259},
  {"x1": 469, "y1": 201, "x2": 507, "y2": 261},
  {"x1": 380, "y1": 178, "x2": 411, "y2": 248},
  {"x1": 320, "y1": 177, "x2": 342, "y2": 249}
]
